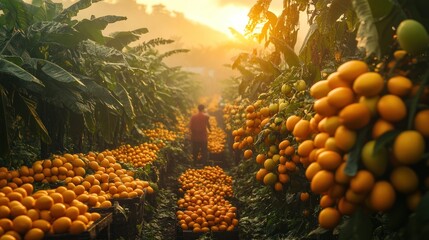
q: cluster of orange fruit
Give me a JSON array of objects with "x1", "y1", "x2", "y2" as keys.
[
  {"x1": 297, "y1": 54, "x2": 429, "y2": 229},
  {"x1": 109, "y1": 143, "x2": 161, "y2": 168},
  {"x1": 141, "y1": 122, "x2": 178, "y2": 142},
  {"x1": 0, "y1": 153, "x2": 87, "y2": 187},
  {"x1": 176, "y1": 166, "x2": 238, "y2": 233},
  {"x1": 0, "y1": 183, "x2": 101, "y2": 240},
  {"x1": 0, "y1": 151, "x2": 154, "y2": 239},
  {"x1": 222, "y1": 102, "x2": 244, "y2": 132},
  {"x1": 207, "y1": 117, "x2": 227, "y2": 154}
]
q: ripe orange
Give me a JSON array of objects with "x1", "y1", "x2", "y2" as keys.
[
  {"x1": 314, "y1": 97, "x2": 338, "y2": 117},
  {"x1": 334, "y1": 126, "x2": 357, "y2": 151},
  {"x1": 32, "y1": 219, "x2": 51, "y2": 233},
  {"x1": 339, "y1": 103, "x2": 371, "y2": 129},
  {"x1": 23, "y1": 228, "x2": 44, "y2": 240},
  {"x1": 327, "y1": 71, "x2": 351, "y2": 89},
  {"x1": 390, "y1": 166, "x2": 419, "y2": 193},
  {"x1": 300, "y1": 192, "x2": 310, "y2": 201},
  {"x1": 320, "y1": 195, "x2": 335, "y2": 208},
  {"x1": 243, "y1": 149, "x2": 253, "y2": 159},
  {"x1": 0, "y1": 205, "x2": 10, "y2": 218},
  {"x1": 414, "y1": 109, "x2": 429, "y2": 137},
  {"x1": 387, "y1": 76, "x2": 412, "y2": 96},
  {"x1": 369, "y1": 181, "x2": 396, "y2": 211},
  {"x1": 317, "y1": 150, "x2": 342, "y2": 171},
  {"x1": 12, "y1": 215, "x2": 32, "y2": 234},
  {"x1": 377, "y1": 95, "x2": 407, "y2": 122},
  {"x1": 318, "y1": 207, "x2": 341, "y2": 229},
  {"x1": 350, "y1": 170, "x2": 375, "y2": 194},
  {"x1": 393, "y1": 130, "x2": 425, "y2": 164},
  {"x1": 337, "y1": 60, "x2": 369, "y2": 82},
  {"x1": 338, "y1": 197, "x2": 357, "y2": 215},
  {"x1": 305, "y1": 162, "x2": 322, "y2": 181},
  {"x1": 35, "y1": 195, "x2": 54, "y2": 210},
  {"x1": 293, "y1": 119, "x2": 311, "y2": 139},
  {"x1": 52, "y1": 217, "x2": 72, "y2": 234},
  {"x1": 311, "y1": 170, "x2": 334, "y2": 194},
  {"x1": 50, "y1": 203, "x2": 67, "y2": 218},
  {"x1": 353, "y1": 72, "x2": 384, "y2": 97},
  {"x1": 372, "y1": 119, "x2": 394, "y2": 139},
  {"x1": 310, "y1": 80, "x2": 331, "y2": 99},
  {"x1": 263, "y1": 173, "x2": 278, "y2": 186},
  {"x1": 69, "y1": 220, "x2": 87, "y2": 235}
]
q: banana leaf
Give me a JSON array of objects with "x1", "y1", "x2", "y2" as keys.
[
  {"x1": 74, "y1": 15, "x2": 127, "y2": 44},
  {"x1": 106, "y1": 28, "x2": 149, "y2": 50}
]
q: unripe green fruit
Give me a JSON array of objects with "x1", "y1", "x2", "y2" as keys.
[{"x1": 396, "y1": 19, "x2": 429, "y2": 54}]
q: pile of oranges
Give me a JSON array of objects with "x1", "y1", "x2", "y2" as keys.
[
  {"x1": 109, "y1": 143, "x2": 161, "y2": 168},
  {"x1": 0, "y1": 151, "x2": 154, "y2": 239},
  {"x1": 0, "y1": 182, "x2": 101, "y2": 239},
  {"x1": 176, "y1": 166, "x2": 238, "y2": 233},
  {"x1": 141, "y1": 122, "x2": 178, "y2": 142},
  {"x1": 207, "y1": 117, "x2": 227, "y2": 154}
]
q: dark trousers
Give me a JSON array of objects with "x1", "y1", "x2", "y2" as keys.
[{"x1": 191, "y1": 141, "x2": 208, "y2": 165}]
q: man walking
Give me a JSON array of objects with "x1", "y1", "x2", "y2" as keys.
[{"x1": 189, "y1": 104, "x2": 211, "y2": 166}]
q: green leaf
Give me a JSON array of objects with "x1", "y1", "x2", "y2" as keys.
[
  {"x1": 373, "y1": 129, "x2": 401, "y2": 154},
  {"x1": 18, "y1": 94, "x2": 51, "y2": 144},
  {"x1": 27, "y1": 21, "x2": 84, "y2": 48},
  {"x1": 0, "y1": 0, "x2": 31, "y2": 30},
  {"x1": 74, "y1": 15, "x2": 127, "y2": 44},
  {"x1": 339, "y1": 208, "x2": 373, "y2": 240},
  {"x1": 31, "y1": 58, "x2": 85, "y2": 86},
  {"x1": 106, "y1": 28, "x2": 149, "y2": 50},
  {"x1": 345, "y1": 125, "x2": 370, "y2": 176},
  {"x1": 0, "y1": 86, "x2": 10, "y2": 156},
  {"x1": 0, "y1": 57, "x2": 43, "y2": 86},
  {"x1": 352, "y1": 0, "x2": 381, "y2": 57},
  {"x1": 407, "y1": 69, "x2": 429, "y2": 129},
  {"x1": 54, "y1": 0, "x2": 101, "y2": 22},
  {"x1": 81, "y1": 77, "x2": 122, "y2": 115},
  {"x1": 270, "y1": 37, "x2": 300, "y2": 67}
]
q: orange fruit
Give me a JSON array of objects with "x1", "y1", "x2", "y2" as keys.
[
  {"x1": 339, "y1": 103, "x2": 371, "y2": 129},
  {"x1": 297, "y1": 140, "x2": 314, "y2": 157},
  {"x1": 390, "y1": 166, "x2": 419, "y2": 194},
  {"x1": 310, "y1": 80, "x2": 331, "y2": 99},
  {"x1": 12, "y1": 215, "x2": 32, "y2": 234},
  {"x1": 300, "y1": 192, "x2": 310, "y2": 201},
  {"x1": 320, "y1": 195, "x2": 335, "y2": 208},
  {"x1": 317, "y1": 150, "x2": 342, "y2": 171},
  {"x1": 52, "y1": 217, "x2": 72, "y2": 234},
  {"x1": 311, "y1": 170, "x2": 334, "y2": 194},
  {"x1": 0, "y1": 219, "x2": 13, "y2": 232},
  {"x1": 353, "y1": 72, "x2": 384, "y2": 97},
  {"x1": 50, "y1": 203, "x2": 67, "y2": 218},
  {"x1": 334, "y1": 162, "x2": 351, "y2": 185},
  {"x1": 334, "y1": 126, "x2": 357, "y2": 152},
  {"x1": 286, "y1": 115, "x2": 301, "y2": 132},
  {"x1": 32, "y1": 219, "x2": 51, "y2": 233},
  {"x1": 293, "y1": 119, "x2": 311, "y2": 139},
  {"x1": 69, "y1": 220, "x2": 87, "y2": 235},
  {"x1": 327, "y1": 87, "x2": 355, "y2": 109},
  {"x1": 322, "y1": 116, "x2": 341, "y2": 136},
  {"x1": 377, "y1": 95, "x2": 407, "y2": 122},
  {"x1": 369, "y1": 181, "x2": 396, "y2": 211},
  {"x1": 327, "y1": 71, "x2": 351, "y2": 89},
  {"x1": 350, "y1": 170, "x2": 375, "y2": 194},
  {"x1": 338, "y1": 197, "x2": 357, "y2": 215},
  {"x1": 21, "y1": 196, "x2": 35, "y2": 209},
  {"x1": 318, "y1": 207, "x2": 341, "y2": 229},
  {"x1": 359, "y1": 96, "x2": 380, "y2": 116},
  {"x1": 9, "y1": 204, "x2": 27, "y2": 218},
  {"x1": 24, "y1": 228, "x2": 44, "y2": 240},
  {"x1": 62, "y1": 190, "x2": 76, "y2": 204},
  {"x1": 414, "y1": 109, "x2": 429, "y2": 137},
  {"x1": 393, "y1": 130, "x2": 425, "y2": 164},
  {"x1": 372, "y1": 119, "x2": 394, "y2": 139},
  {"x1": 0, "y1": 205, "x2": 10, "y2": 218},
  {"x1": 387, "y1": 76, "x2": 412, "y2": 97},
  {"x1": 313, "y1": 97, "x2": 338, "y2": 117},
  {"x1": 305, "y1": 162, "x2": 322, "y2": 181},
  {"x1": 65, "y1": 206, "x2": 80, "y2": 221},
  {"x1": 35, "y1": 195, "x2": 54, "y2": 210},
  {"x1": 337, "y1": 60, "x2": 369, "y2": 82},
  {"x1": 263, "y1": 173, "x2": 277, "y2": 186}
]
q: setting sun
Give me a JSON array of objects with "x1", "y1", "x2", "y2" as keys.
[{"x1": 138, "y1": 0, "x2": 250, "y2": 38}]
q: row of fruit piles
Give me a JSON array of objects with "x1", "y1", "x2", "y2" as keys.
[
  {"x1": 229, "y1": 19, "x2": 429, "y2": 231},
  {"x1": 207, "y1": 117, "x2": 227, "y2": 155},
  {"x1": 0, "y1": 146, "x2": 162, "y2": 239},
  {"x1": 176, "y1": 166, "x2": 238, "y2": 234}
]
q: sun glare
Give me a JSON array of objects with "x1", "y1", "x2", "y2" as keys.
[{"x1": 138, "y1": 0, "x2": 250, "y2": 39}]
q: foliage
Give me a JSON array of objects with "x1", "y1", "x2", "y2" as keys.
[{"x1": 0, "y1": 0, "x2": 198, "y2": 165}]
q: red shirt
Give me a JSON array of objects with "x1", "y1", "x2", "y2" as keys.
[{"x1": 190, "y1": 112, "x2": 210, "y2": 142}]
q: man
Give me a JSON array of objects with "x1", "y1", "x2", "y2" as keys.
[{"x1": 189, "y1": 104, "x2": 211, "y2": 166}]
